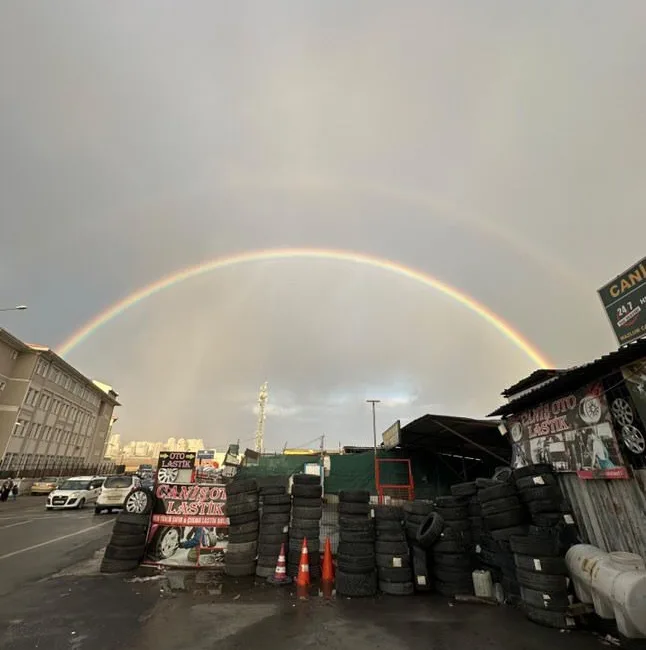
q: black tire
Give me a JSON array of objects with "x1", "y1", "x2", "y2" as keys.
[
  {"x1": 492, "y1": 525, "x2": 529, "y2": 541},
  {"x1": 291, "y1": 506, "x2": 322, "y2": 520},
  {"x1": 230, "y1": 520, "x2": 261, "y2": 535},
  {"x1": 228, "y1": 512, "x2": 260, "y2": 526},
  {"x1": 484, "y1": 507, "x2": 526, "y2": 530},
  {"x1": 104, "y1": 544, "x2": 145, "y2": 561},
  {"x1": 376, "y1": 530, "x2": 407, "y2": 542},
  {"x1": 259, "y1": 486, "x2": 288, "y2": 497},
  {"x1": 476, "y1": 478, "x2": 499, "y2": 489},
  {"x1": 262, "y1": 504, "x2": 291, "y2": 515},
  {"x1": 226, "y1": 479, "x2": 258, "y2": 496},
  {"x1": 436, "y1": 506, "x2": 469, "y2": 521},
  {"x1": 100, "y1": 557, "x2": 140, "y2": 574},
  {"x1": 225, "y1": 500, "x2": 259, "y2": 517},
  {"x1": 512, "y1": 464, "x2": 553, "y2": 481},
  {"x1": 375, "y1": 540, "x2": 408, "y2": 555},
  {"x1": 433, "y1": 553, "x2": 471, "y2": 570},
  {"x1": 450, "y1": 482, "x2": 478, "y2": 497},
  {"x1": 509, "y1": 535, "x2": 560, "y2": 557},
  {"x1": 228, "y1": 540, "x2": 258, "y2": 555},
  {"x1": 433, "y1": 565, "x2": 472, "y2": 583},
  {"x1": 339, "y1": 501, "x2": 371, "y2": 515},
  {"x1": 337, "y1": 554, "x2": 376, "y2": 574},
  {"x1": 374, "y1": 506, "x2": 403, "y2": 521},
  {"x1": 376, "y1": 553, "x2": 410, "y2": 569},
  {"x1": 338, "y1": 542, "x2": 374, "y2": 557},
  {"x1": 229, "y1": 531, "x2": 259, "y2": 544},
  {"x1": 445, "y1": 519, "x2": 470, "y2": 533},
  {"x1": 468, "y1": 502, "x2": 482, "y2": 516},
  {"x1": 478, "y1": 483, "x2": 517, "y2": 503},
  {"x1": 403, "y1": 501, "x2": 434, "y2": 515},
  {"x1": 376, "y1": 519, "x2": 404, "y2": 532},
  {"x1": 520, "y1": 586, "x2": 570, "y2": 611},
  {"x1": 255, "y1": 565, "x2": 276, "y2": 578},
  {"x1": 527, "y1": 499, "x2": 563, "y2": 515},
  {"x1": 380, "y1": 580, "x2": 414, "y2": 595},
  {"x1": 258, "y1": 533, "x2": 288, "y2": 545},
  {"x1": 481, "y1": 496, "x2": 521, "y2": 516},
  {"x1": 435, "y1": 495, "x2": 467, "y2": 507},
  {"x1": 378, "y1": 566, "x2": 412, "y2": 582},
  {"x1": 292, "y1": 484, "x2": 322, "y2": 498},
  {"x1": 339, "y1": 516, "x2": 374, "y2": 531},
  {"x1": 532, "y1": 512, "x2": 571, "y2": 527},
  {"x1": 523, "y1": 604, "x2": 576, "y2": 629},
  {"x1": 259, "y1": 523, "x2": 289, "y2": 535},
  {"x1": 292, "y1": 497, "x2": 321, "y2": 508},
  {"x1": 516, "y1": 474, "x2": 557, "y2": 491},
  {"x1": 493, "y1": 467, "x2": 514, "y2": 483},
  {"x1": 513, "y1": 553, "x2": 567, "y2": 575},
  {"x1": 338, "y1": 490, "x2": 370, "y2": 503},
  {"x1": 516, "y1": 567, "x2": 568, "y2": 592},
  {"x1": 115, "y1": 512, "x2": 150, "y2": 527},
  {"x1": 433, "y1": 537, "x2": 467, "y2": 553},
  {"x1": 519, "y1": 485, "x2": 562, "y2": 503},
  {"x1": 224, "y1": 561, "x2": 257, "y2": 577},
  {"x1": 292, "y1": 474, "x2": 320, "y2": 485},
  {"x1": 336, "y1": 570, "x2": 378, "y2": 597},
  {"x1": 109, "y1": 532, "x2": 148, "y2": 548},
  {"x1": 340, "y1": 529, "x2": 375, "y2": 543},
  {"x1": 290, "y1": 526, "x2": 320, "y2": 539},
  {"x1": 225, "y1": 491, "x2": 259, "y2": 506},
  {"x1": 262, "y1": 513, "x2": 291, "y2": 525},
  {"x1": 262, "y1": 493, "x2": 291, "y2": 505},
  {"x1": 417, "y1": 512, "x2": 444, "y2": 548}
]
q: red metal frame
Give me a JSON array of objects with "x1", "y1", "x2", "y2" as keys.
[{"x1": 375, "y1": 457, "x2": 414, "y2": 503}]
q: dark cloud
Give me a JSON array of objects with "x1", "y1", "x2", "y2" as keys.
[{"x1": 1, "y1": 1, "x2": 645, "y2": 448}]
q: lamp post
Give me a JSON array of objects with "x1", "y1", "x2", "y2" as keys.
[
  {"x1": 0, "y1": 305, "x2": 27, "y2": 312},
  {"x1": 366, "y1": 399, "x2": 381, "y2": 497}
]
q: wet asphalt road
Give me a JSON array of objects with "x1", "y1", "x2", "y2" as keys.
[
  {"x1": 0, "y1": 496, "x2": 116, "y2": 596},
  {"x1": 0, "y1": 500, "x2": 611, "y2": 650}
]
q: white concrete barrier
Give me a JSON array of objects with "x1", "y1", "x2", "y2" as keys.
[{"x1": 565, "y1": 544, "x2": 646, "y2": 638}]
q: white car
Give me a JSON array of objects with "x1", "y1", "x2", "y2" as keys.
[
  {"x1": 46, "y1": 476, "x2": 105, "y2": 510},
  {"x1": 95, "y1": 475, "x2": 141, "y2": 514}
]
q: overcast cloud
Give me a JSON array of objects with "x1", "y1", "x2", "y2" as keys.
[{"x1": 1, "y1": 1, "x2": 645, "y2": 450}]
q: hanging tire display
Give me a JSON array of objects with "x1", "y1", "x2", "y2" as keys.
[
  {"x1": 157, "y1": 467, "x2": 179, "y2": 483},
  {"x1": 579, "y1": 396, "x2": 602, "y2": 424},
  {"x1": 621, "y1": 424, "x2": 646, "y2": 454},
  {"x1": 611, "y1": 398, "x2": 634, "y2": 427}
]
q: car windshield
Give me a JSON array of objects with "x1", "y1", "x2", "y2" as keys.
[
  {"x1": 59, "y1": 480, "x2": 91, "y2": 491},
  {"x1": 103, "y1": 476, "x2": 132, "y2": 489}
]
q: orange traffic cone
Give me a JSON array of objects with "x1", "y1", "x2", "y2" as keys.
[
  {"x1": 296, "y1": 537, "x2": 310, "y2": 599},
  {"x1": 267, "y1": 542, "x2": 291, "y2": 585},
  {"x1": 322, "y1": 537, "x2": 334, "y2": 583}
]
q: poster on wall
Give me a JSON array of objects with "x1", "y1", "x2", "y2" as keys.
[
  {"x1": 617, "y1": 360, "x2": 646, "y2": 457},
  {"x1": 157, "y1": 451, "x2": 196, "y2": 484},
  {"x1": 507, "y1": 381, "x2": 628, "y2": 479},
  {"x1": 142, "y1": 482, "x2": 229, "y2": 568}
]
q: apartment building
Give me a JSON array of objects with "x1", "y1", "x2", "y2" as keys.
[{"x1": 0, "y1": 327, "x2": 120, "y2": 473}]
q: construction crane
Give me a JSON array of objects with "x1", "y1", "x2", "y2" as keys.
[{"x1": 255, "y1": 382, "x2": 269, "y2": 453}]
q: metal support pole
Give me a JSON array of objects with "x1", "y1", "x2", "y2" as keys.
[{"x1": 366, "y1": 400, "x2": 381, "y2": 496}]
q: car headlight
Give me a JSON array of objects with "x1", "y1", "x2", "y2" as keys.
[{"x1": 68, "y1": 493, "x2": 80, "y2": 499}]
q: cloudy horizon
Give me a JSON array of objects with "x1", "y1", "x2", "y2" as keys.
[{"x1": 2, "y1": 1, "x2": 645, "y2": 450}]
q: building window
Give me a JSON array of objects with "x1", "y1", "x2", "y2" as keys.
[
  {"x1": 25, "y1": 388, "x2": 40, "y2": 406},
  {"x1": 33, "y1": 424, "x2": 42, "y2": 440},
  {"x1": 61, "y1": 403, "x2": 69, "y2": 418},
  {"x1": 64, "y1": 375, "x2": 71, "y2": 390},
  {"x1": 36, "y1": 358, "x2": 49, "y2": 376},
  {"x1": 52, "y1": 399, "x2": 61, "y2": 415},
  {"x1": 39, "y1": 393, "x2": 52, "y2": 410},
  {"x1": 69, "y1": 406, "x2": 77, "y2": 420},
  {"x1": 13, "y1": 419, "x2": 27, "y2": 437},
  {"x1": 49, "y1": 366, "x2": 60, "y2": 383}
]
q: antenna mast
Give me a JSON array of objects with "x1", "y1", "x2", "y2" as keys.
[{"x1": 255, "y1": 382, "x2": 269, "y2": 453}]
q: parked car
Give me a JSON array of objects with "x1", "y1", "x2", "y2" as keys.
[
  {"x1": 31, "y1": 477, "x2": 64, "y2": 495},
  {"x1": 95, "y1": 474, "x2": 141, "y2": 514},
  {"x1": 46, "y1": 476, "x2": 105, "y2": 510}
]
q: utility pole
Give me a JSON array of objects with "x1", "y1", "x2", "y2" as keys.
[
  {"x1": 254, "y1": 382, "x2": 268, "y2": 454},
  {"x1": 366, "y1": 399, "x2": 381, "y2": 457},
  {"x1": 319, "y1": 434, "x2": 325, "y2": 495}
]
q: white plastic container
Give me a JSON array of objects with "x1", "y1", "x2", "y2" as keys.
[{"x1": 472, "y1": 569, "x2": 494, "y2": 599}]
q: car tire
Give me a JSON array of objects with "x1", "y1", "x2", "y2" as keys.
[
  {"x1": 94, "y1": 508, "x2": 102, "y2": 515},
  {"x1": 77, "y1": 498, "x2": 85, "y2": 510},
  {"x1": 124, "y1": 488, "x2": 153, "y2": 515}
]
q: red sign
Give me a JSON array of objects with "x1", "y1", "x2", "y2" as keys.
[{"x1": 152, "y1": 483, "x2": 228, "y2": 527}]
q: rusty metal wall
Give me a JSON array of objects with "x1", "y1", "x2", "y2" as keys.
[{"x1": 558, "y1": 470, "x2": 646, "y2": 558}]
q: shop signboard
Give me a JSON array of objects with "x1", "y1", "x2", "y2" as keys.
[
  {"x1": 382, "y1": 420, "x2": 401, "y2": 450},
  {"x1": 598, "y1": 256, "x2": 646, "y2": 346},
  {"x1": 157, "y1": 451, "x2": 195, "y2": 484},
  {"x1": 618, "y1": 359, "x2": 646, "y2": 458},
  {"x1": 506, "y1": 381, "x2": 628, "y2": 479},
  {"x1": 197, "y1": 449, "x2": 215, "y2": 460},
  {"x1": 143, "y1": 481, "x2": 229, "y2": 568}
]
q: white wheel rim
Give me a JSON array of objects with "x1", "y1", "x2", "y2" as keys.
[
  {"x1": 579, "y1": 397, "x2": 602, "y2": 424},
  {"x1": 611, "y1": 399, "x2": 634, "y2": 426},
  {"x1": 158, "y1": 467, "x2": 179, "y2": 483},
  {"x1": 622, "y1": 424, "x2": 645, "y2": 454},
  {"x1": 126, "y1": 491, "x2": 148, "y2": 513},
  {"x1": 160, "y1": 529, "x2": 180, "y2": 558}
]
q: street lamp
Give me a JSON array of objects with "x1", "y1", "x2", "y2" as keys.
[{"x1": 0, "y1": 305, "x2": 27, "y2": 312}]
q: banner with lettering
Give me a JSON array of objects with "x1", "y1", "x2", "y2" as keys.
[
  {"x1": 507, "y1": 381, "x2": 628, "y2": 479},
  {"x1": 143, "y1": 482, "x2": 229, "y2": 568}
]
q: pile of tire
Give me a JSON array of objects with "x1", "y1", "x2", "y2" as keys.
[
  {"x1": 373, "y1": 505, "x2": 413, "y2": 595},
  {"x1": 510, "y1": 529, "x2": 574, "y2": 629},
  {"x1": 288, "y1": 474, "x2": 323, "y2": 580},
  {"x1": 224, "y1": 478, "x2": 260, "y2": 577},
  {"x1": 403, "y1": 500, "x2": 435, "y2": 592},
  {"x1": 256, "y1": 480, "x2": 290, "y2": 578},
  {"x1": 100, "y1": 511, "x2": 151, "y2": 573},
  {"x1": 449, "y1": 481, "x2": 482, "y2": 548},
  {"x1": 336, "y1": 490, "x2": 377, "y2": 597}
]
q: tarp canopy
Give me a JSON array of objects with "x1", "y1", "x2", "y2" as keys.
[{"x1": 398, "y1": 414, "x2": 510, "y2": 464}]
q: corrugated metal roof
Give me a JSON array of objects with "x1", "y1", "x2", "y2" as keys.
[
  {"x1": 488, "y1": 338, "x2": 646, "y2": 417},
  {"x1": 501, "y1": 369, "x2": 568, "y2": 397}
]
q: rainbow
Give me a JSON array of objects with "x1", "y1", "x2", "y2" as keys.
[{"x1": 57, "y1": 247, "x2": 552, "y2": 367}]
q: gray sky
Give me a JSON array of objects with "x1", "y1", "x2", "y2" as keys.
[{"x1": 2, "y1": 1, "x2": 645, "y2": 450}]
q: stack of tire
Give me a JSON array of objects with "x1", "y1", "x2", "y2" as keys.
[
  {"x1": 403, "y1": 500, "x2": 435, "y2": 592},
  {"x1": 336, "y1": 490, "x2": 377, "y2": 597},
  {"x1": 100, "y1": 509, "x2": 152, "y2": 573},
  {"x1": 288, "y1": 474, "x2": 323, "y2": 580},
  {"x1": 256, "y1": 482, "x2": 290, "y2": 578},
  {"x1": 449, "y1": 482, "x2": 482, "y2": 548},
  {"x1": 431, "y1": 498, "x2": 474, "y2": 597},
  {"x1": 224, "y1": 478, "x2": 260, "y2": 577},
  {"x1": 510, "y1": 529, "x2": 574, "y2": 629},
  {"x1": 373, "y1": 505, "x2": 413, "y2": 595}
]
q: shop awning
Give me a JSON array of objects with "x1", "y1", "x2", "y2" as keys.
[
  {"x1": 489, "y1": 338, "x2": 646, "y2": 417},
  {"x1": 397, "y1": 414, "x2": 510, "y2": 464}
]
